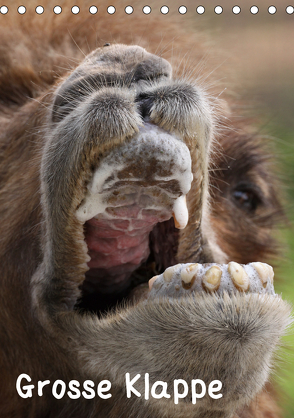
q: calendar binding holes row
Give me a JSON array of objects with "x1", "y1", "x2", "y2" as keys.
[{"x1": 0, "y1": 4, "x2": 294, "y2": 15}]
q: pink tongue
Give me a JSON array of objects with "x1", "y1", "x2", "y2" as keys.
[{"x1": 84, "y1": 204, "x2": 172, "y2": 293}]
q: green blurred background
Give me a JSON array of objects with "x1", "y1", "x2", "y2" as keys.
[{"x1": 181, "y1": 1, "x2": 294, "y2": 414}]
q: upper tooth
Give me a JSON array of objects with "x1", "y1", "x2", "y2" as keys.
[
  {"x1": 228, "y1": 262, "x2": 249, "y2": 291},
  {"x1": 251, "y1": 262, "x2": 274, "y2": 287},
  {"x1": 172, "y1": 195, "x2": 188, "y2": 230},
  {"x1": 202, "y1": 265, "x2": 222, "y2": 292}
]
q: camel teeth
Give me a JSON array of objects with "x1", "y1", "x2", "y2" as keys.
[
  {"x1": 172, "y1": 195, "x2": 188, "y2": 230},
  {"x1": 163, "y1": 264, "x2": 181, "y2": 282},
  {"x1": 202, "y1": 265, "x2": 222, "y2": 292},
  {"x1": 181, "y1": 263, "x2": 199, "y2": 289},
  {"x1": 251, "y1": 262, "x2": 274, "y2": 287},
  {"x1": 228, "y1": 262, "x2": 249, "y2": 291},
  {"x1": 148, "y1": 275, "x2": 159, "y2": 290}
]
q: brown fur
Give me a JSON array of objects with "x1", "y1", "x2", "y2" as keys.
[{"x1": 0, "y1": 2, "x2": 291, "y2": 417}]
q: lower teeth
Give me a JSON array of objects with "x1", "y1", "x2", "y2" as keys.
[{"x1": 148, "y1": 262, "x2": 275, "y2": 297}]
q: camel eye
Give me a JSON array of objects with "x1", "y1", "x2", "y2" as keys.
[{"x1": 232, "y1": 186, "x2": 261, "y2": 212}]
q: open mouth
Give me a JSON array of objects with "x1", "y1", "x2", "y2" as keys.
[
  {"x1": 72, "y1": 121, "x2": 278, "y2": 316},
  {"x1": 75, "y1": 122, "x2": 194, "y2": 314}
]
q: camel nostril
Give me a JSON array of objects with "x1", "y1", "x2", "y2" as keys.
[{"x1": 136, "y1": 95, "x2": 153, "y2": 119}]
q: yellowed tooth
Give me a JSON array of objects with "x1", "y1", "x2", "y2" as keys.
[
  {"x1": 148, "y1": 275, "x2": 159, "y2": 290},
  {"x1": 163, "y1": 264, "x2": 181, "y2": 282},
  {"x1": 251, "y1": 262, "x2": 268, "y2": 287},
  {"x1": 251, "y1": 262, "x2": 274, "y2": 287},
  {"x1": 202, "y1": 265, "x2": 222, "y2": 292},
  {"x1": 228, "y1": 262, "x2": 249, "y2": 291},
  {"x1": 172, "y1": 195, "x2": 188, "y2": 230},
  {"x1": 181, "y1": 263, "x2": 199, "y2": 289}
]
